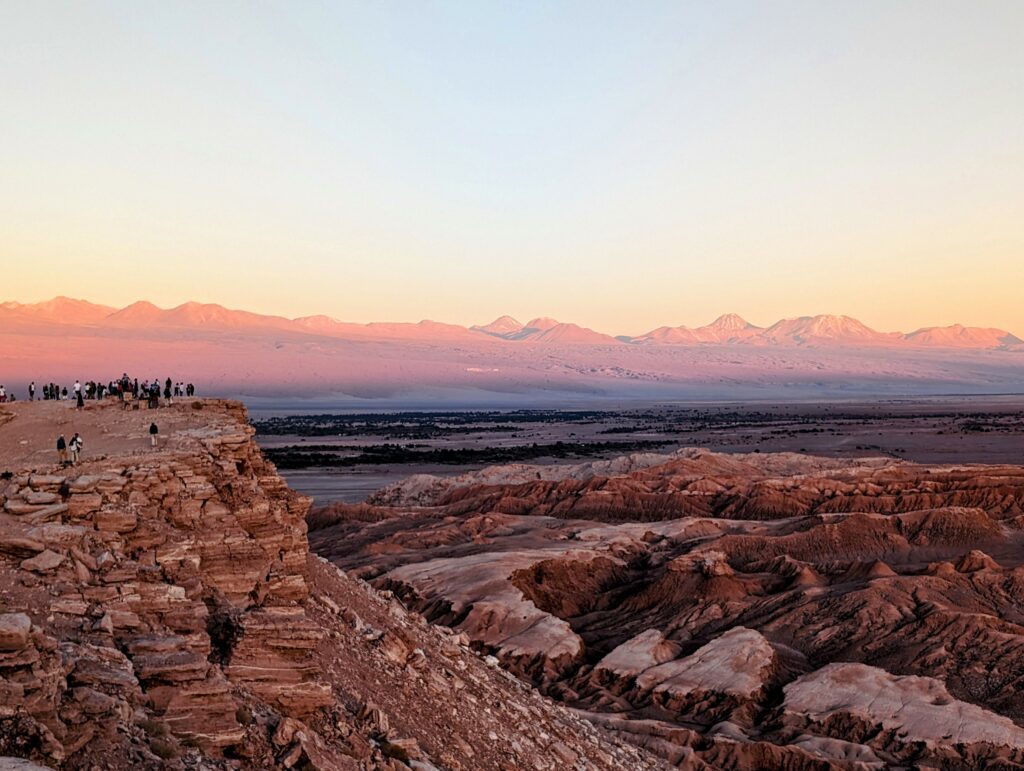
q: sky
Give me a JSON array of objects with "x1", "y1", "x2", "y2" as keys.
[{"x1": 2, "y1": 1, "x2": 1022, "y2": 336}]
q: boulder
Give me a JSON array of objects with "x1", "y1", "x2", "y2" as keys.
[
  {"x1": 21, "y1": 549, "x2": 65, "y2": 573},
  {"x1": 0, "y1": 613, "x2": 32, "y2": 652}
]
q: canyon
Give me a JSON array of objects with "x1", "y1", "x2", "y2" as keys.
[
  {"x1": 2, "y1": 298, "x2": 1024, "y2": 401},
  {"x1": 310, "y1": 447, "x2": 1024, "y2": 769}
]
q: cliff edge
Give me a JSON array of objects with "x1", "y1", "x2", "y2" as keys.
[{"x1": 0, "y1": 399, "x2": 662, "y2": 770}]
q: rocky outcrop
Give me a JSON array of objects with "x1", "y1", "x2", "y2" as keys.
[
  {"x1": 784, "y1": 663, "x2": 1024, "y2": 767},
  {"x1": 0, "y1": 400, "x2": 323, "y2": 762},
  {"x1": 634, "y1": 628, "x2": 777, "y2": 720},
  {"x1": 0, "y1": 400, "x2": 661, "y2": 770}
]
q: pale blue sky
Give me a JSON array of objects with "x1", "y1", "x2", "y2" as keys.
[{"x1": 2, "y1": 1, "x2": 1022, "y2": 333}]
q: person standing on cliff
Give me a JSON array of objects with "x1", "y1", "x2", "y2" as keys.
[
  {"x1": 69, "y1": 432, "x2": 81, "y2": 464},
  {"x1": 149, "y1": 422, "x2": 159, "y2": 448},
  {"x1": 29, "y1": 382, "x2": 35, "y2": 401},
  {"x1": 57, "y1": 434, "x2": 67, "y2": 465}
]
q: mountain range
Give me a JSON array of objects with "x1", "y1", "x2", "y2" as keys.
[
  {"x1": 3, "y1": 297, "x2": 1023, "y2": 401},
  {"x1": 3, "y1": 297, "x2": 1021, "y2": 350}
]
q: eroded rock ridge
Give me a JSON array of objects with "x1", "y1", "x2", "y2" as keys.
[{"x1": 312, "y1": 449, "x2": 1024, "y2": 769}]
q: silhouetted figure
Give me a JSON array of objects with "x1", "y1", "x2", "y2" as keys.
[
  {"x1": 150, "y1": 422, "x2": 159, "y2": 448},
  {"x1": 69, "y1": 432, "x2": 82, "y2": 464}
]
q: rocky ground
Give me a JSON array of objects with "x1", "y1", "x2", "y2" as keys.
[
  {"x1": 0, "y1": 399, "x2": 663, "y2": 770},
  {"x1": 310, "y1": 448, "x2": 1024, "y2": 769}
]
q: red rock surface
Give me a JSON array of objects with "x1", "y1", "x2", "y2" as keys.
[
  {"x1": 311, "y1": 449, "x2": 1024, "y2": 769},
  {"x1": 0, "y1": 400, "x2": 661, "y2": 770}
]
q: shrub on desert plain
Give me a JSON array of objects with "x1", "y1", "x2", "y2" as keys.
[
  {"x1": 149, "y1": 738, "x2": 179, "y2": 760},
  {"x1": 139, "y1": 718, "x2": 169, "y2": 738}
]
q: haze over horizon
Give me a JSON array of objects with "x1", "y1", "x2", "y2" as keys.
[{"x1": 3, "y1": 1, "x2": 1023, "y2": 334}]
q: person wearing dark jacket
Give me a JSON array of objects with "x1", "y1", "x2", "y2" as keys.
[
  {"x1": 57, "y1": 434, "x2": 67, "y2": 465},
  {"x1": 149, "y1": 422, "x2": 159, "y2": 448}
]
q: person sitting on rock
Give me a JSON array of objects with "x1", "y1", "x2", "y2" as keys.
[
  {"x1": 149, "y1": 422, "x2": 159, "y2": 448},
  {"x1": 57, "y1": 434, "x2": 67, "y2": 465}
]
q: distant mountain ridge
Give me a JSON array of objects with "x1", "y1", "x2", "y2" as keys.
[{"x1": 2, "y1": 297, "x2": 1022, "y2": 351}]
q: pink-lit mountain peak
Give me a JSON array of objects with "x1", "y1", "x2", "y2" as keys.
[
  {"x1": 702, "y1": 313, "x2": 758, "y2": 332},
  {"x1": 523, "y1": 317, "x2": 561, "y2": 332},
  {"x1": 103, "y1": 300, "x2": 283, "y2": 329},
  {"x1": 101, "y1": 300, "x2": 164, "y2": 324},
  {"x1": 471, "y1": 316, "x2": 525, "y2": 337},
  {"x1": 905, "y1": 324, "x2": 1024, "y2": 349},
  {"x1": 634, "y1": 313, "x2": 762, "y2": 345},
  {"x1": 162, "y1": 301, "x2": 293, "y2": 329},
  {"x1": 763, "y1": 314, "x2": 898, "y2": 344},
  {"x1": 2, "y1": 297, "x2": 1022, "y2": 350},
  {"x1": 1, "y1": 296, "x2": 116, "y2": 324}
]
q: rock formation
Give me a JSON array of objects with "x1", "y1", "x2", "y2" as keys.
[
  {"x1": 312, "y1": 448, "x2": 1024, "y2": 769},
  {"x1": 0, "y1": 400, "x2": 661, "y2": 770}
]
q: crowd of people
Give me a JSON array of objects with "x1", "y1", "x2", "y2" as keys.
[{"x1": 7, "y1": 376, "x2": 197, "y2": 406}]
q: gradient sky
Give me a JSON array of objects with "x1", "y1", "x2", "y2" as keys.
[{"x1": 2, "y1": 1, "x2": 1022, "y2": 335}]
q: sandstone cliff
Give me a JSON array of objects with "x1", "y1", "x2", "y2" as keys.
[{"x1": 0, "y1": 400, "x2": 662, "y2": 770}]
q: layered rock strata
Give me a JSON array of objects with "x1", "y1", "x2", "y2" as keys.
[{"x1": 0, "y1": 400, "x2": 660, "y2": 770}]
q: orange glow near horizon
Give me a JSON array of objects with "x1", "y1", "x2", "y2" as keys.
[{"x1": 2, "y1": 2, "x2": 1022, "y2": 335}]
